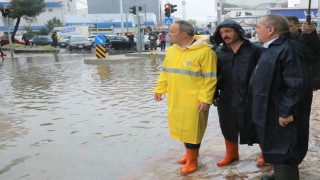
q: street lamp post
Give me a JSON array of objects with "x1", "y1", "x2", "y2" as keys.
[
  {"x1": 317, "y1": 0, "x2": 320, "y2": 32},
  {"x1": 120, "y1": 0, "x2": 124, "y2": 33}
]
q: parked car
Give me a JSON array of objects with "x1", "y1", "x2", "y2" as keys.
[
  {"x1": 134, "y1": 35, "x2": 150, "y2": 50},
  {"x1": 0, "y1": 35, "x2": 25, "y2": 45},
  {"x1": 31, "y1": 35, "x2": 53, "y2": 46},
  {"x1": 105, "y1": 34, "x2": 150, "y2": 50},
  {"x1": 87, "y1": 35, "x2": 97, "y2": 47},
  {"x1": 57, "y1": 35, "x2": 71, "y2": 48},
  {"x1": 67, "y1": 35, "x2": 92, "y2": 51},
  {"x1": 106, "y1": 35, "x2": 132, "y2": 50}
]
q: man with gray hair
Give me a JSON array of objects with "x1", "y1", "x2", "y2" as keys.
[
  {"x1": 154, "y1": 20, "x2": 217, "y2": 175},
  {"x1": 249, "y1": 14, "x2": 311, "y2": 180}
]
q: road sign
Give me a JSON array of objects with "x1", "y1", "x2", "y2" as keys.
[
  {"x1": 95, "y1": 35, "x2": 106, "y2": 45},
  {"x1": 96, "y1": 45, "x2": 107, "y2": 59},
  {"x1": 164, "y1": 18, "x2": 173, "y2": 25}
]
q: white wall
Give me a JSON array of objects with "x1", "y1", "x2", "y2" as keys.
[
  {"x1": 297, "y1": 1, "x2": 318, "y2": 8},
  {"x1": 0, "y1": 0, "x2": 77, "y2": 35}
]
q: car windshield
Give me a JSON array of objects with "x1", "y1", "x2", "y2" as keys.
[
  {"x1": 61, "y1": 36, "x2": 71, "y2": 40},
  {"x1": 70, "y1": 37, "x2": 87, "y2": 42}
]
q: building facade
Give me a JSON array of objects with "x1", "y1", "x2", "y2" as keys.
[
  {"x1": 87, "y1": 0, "x2": 161, "y2": 25},
  {"x1": 0, "y1": 0, "x2": 77, "y2": 35}
]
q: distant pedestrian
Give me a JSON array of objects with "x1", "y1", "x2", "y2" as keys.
[
  {"x1": 286, "y1": 15, "x2": 320, "y2": 90},
  {"x1": 126, "y1": 32, "x2": 135, "y2": 50},
  {"x1": 0, "y1": 38, "x2": 6, "y2": 60},
  {"x1": 159, "y1": 33, "x2": 166, "y2": 51},
  {"x1": 148, "y1": 32, "x2": 158, "y2": 54},
  {"x1": 22, "y1": 32, "x2": 31, "y2": 48},
  {"x1": 51, "y1": 32, "x2": 58, "y2": 48}
]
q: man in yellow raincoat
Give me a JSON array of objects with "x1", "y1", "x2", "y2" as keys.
[{"x1": 154, "y1": 20, "x2": 217, "y2": 175}]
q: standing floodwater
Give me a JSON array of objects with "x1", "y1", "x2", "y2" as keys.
[
  {"x1": 0, "y1": 54, "x2": 180, "y2": 179},
  {"x1": 0, "y1": 53, "x2": 319, "y2": 180}
]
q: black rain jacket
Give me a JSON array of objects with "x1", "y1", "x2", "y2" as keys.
[
  {"x1": 294, "y1": 29, "x2": 320, "y2": 90},
  {"x1": 249, "y1": 33, "x2": 310, "y2": 165},
  {"x1": 212, "y1": 20, "x2": 262, "y2": 143}
]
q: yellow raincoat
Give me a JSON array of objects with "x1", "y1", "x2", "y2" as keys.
[{"x1": 154, "y1": 35, "x2": 217, "y2": 144}]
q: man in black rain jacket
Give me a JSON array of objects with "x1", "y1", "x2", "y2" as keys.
[
  {"x1": 286, "y1": 16, "x2": 320, "y2": 91},
  {"x1": 251, "y1": 14, "x2": 310, "y2": 180},
  {"x1": 212, "y1": 19, "x2": 263, "y2": 166}
]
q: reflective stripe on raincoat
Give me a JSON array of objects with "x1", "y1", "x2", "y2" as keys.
[{"x1": 154, "y1": 35, "x2": 217, "y2": 144}]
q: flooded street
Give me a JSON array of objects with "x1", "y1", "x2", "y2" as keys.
[{"x1": 0, "y1": 52, "x2": 319, "y2": 180}]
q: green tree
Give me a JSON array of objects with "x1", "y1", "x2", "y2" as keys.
[
  {"x1": 7, "y1": 0, "x2": 45, "y2": 41},
  {"x1": 45, "y1": 17, "x2": 63, "y2": 32},
  {"x1": 38, "y1": 28, "x2": 48, "y2": 35},
  {"x1": 188, "y1": 19, "x2": 197, "y2": 26},
  {"x1": 24, "y1": 26, "x2": 33, "y2": 34}
]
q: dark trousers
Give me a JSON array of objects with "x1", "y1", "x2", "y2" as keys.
[
  {"x1": 273, "y1": 164, "x2": 299, "y2": 180},
  {"x1": 160, "y1": 41, "x2": 166, "y2": 50},
  {"x1": 185, "y1": 143, "x2": 201, "y2": 149}
]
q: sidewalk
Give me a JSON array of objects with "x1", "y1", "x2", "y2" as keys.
[
  {"x1": 125, "y1": 50, "x2": 166, "y2": 59},
  {"x1": 119, "y1": 90, "x2": 320, "y2": 180},
  {"x1": 3, "y1": 46, "x2": 59, "y2": 53}
]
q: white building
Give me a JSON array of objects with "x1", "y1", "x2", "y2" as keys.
[
  {"x1": 295, "y1": 0, "x2": 318, "y2": 8},
  {"x1": 0, "y1": 0, "x2": 77, "y2": 35}
]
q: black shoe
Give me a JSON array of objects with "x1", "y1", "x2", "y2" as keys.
[{"x1": 261, "y1": 174, "x2": 275, "y2": 180}]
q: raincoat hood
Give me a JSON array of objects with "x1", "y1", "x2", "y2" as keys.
[{"x1": 212, "y1": 19, "x2": 248, "y2": 45}]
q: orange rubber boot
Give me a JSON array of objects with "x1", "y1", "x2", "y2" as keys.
[
  {"x1": 216, "y1": 139, "x2": 239, "y2": 166},
  {"x1": 180, "y1": 149, "x2": 199, "y2": 174},
  {"x1": 178, "y1": 150, "x2": 199, "y2": 164},
  {"x1": 178, "y1": 155, "x2": 186, "y2": 164},
  {"x1": 178, "y1": 143, "x2": 187, "y2": 164},
  {"x1": 257, "y1": 144, "x2": 265, "y2": 166}
]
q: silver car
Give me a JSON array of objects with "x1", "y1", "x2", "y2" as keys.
[{"x1": 67, "y1": 35, "x2": 92, "y2": 51}]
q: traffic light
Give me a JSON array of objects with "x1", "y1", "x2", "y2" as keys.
[
  {"x1": 129, "y1": 6, "x2": 136, "y2": 15},
  {"x1": 170, "y1": 4, "x2": 177, "y2": 14},
  {"x1": 164, "y1": 3, "x2": 170, "y2": 17},
  {"x1": 1, "y1": 8, "x2": 9, "y2": 17}
]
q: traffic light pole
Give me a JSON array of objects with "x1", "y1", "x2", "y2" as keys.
[
  {"x1": 135, "y1": 5, "x2": 143, "y2": 52},
  {"x1": 6, "y1": 16, "x2": 13, "y2": 58}
]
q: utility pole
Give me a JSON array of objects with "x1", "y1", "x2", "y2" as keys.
[
  {"x1": 182, "y1": 0, "x2": 186, "y2": 20},
  {"x1": 125, "y1": 0, "x2": 129, "y2": 33},
  {"x1": 136, "y1": 5, "x2": 143, "y2": 52},
  {"x1": 120, "y1": 0, "x2": 124, "y2": 33},
  {"x1": 1, "y1": 8, "x2": 13, "y2": 58},
  {"x1": 144, "y1": 4, "x2": 147, "y2": 28},
  {"x1": 317, "y1": 0, "x2": 320, "y2": 31},
  {"x1": 6, "y1": 16, "x2": 13, "y2": 58}
]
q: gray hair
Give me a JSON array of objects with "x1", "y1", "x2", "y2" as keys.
[
  {"x1": 261, "y1": 14, "x2": 290, "y2": 34},
  {"x1": 174, "y1": 20, "x2": 194, "y2": 36}
]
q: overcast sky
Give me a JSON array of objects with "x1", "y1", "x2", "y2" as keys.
[{"x1": 76, "y1": 0, "x2": 301, "y2": 23}]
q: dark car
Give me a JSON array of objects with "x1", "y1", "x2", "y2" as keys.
[
  {"x1": 0, "y1": 35, "x2": 25, "y2": 46},
  {"x1": 106, "y1": 35, "x2": 149, "y2": 50},
  {"x1": 88, "y1": 35, "x2": 97, "y2": 47},
  {"x1": 31, "y1": 35, "x2": 53, "y2": 46},
  {"x1": 57, "y1": 36, "x2": 71, "y2": 48},
  {"x1": 106, "y1": 35, "x2": 132, "y2": 50},
  {"x1": 67, "y1": 35, "x2": 92, "y2": 51}
]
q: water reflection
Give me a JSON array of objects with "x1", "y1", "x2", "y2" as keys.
[{"x1": 0, "y1": 53, "x2": 172, "y2": 179}]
